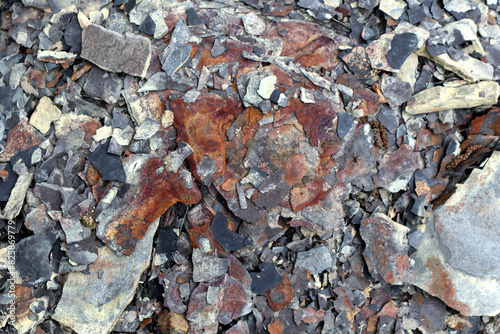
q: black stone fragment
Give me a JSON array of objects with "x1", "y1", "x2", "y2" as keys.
[
  {"x1": 123, "y1": 0, "x2": 136, "y2": 14},
  {"x1": 386, "y1": 33, "x2": 419, "y2": 70},
  {"x1": 63, "y1": 15, "x2": 82, "y2": 55},
  {"x1": 210, "y1": 212, "x2": 245, "y2": 252},
  {"x1": 408, "y1": 5, "x2": 430, "y2": 25},
  {"x1": 337, "y1": 112, "x2": 355, "y2": 140},
  {"x1": 253, "y1": 46, "x2": 264, "y2": 57},
  {"x1": 48, "y1": 25, "x2": 63, "y2": 44},
  {"x1": 414, "y1": 66, "x2": 433, "y2": 94},
  {"x1": 156, "y1": 227, "x2": 178, "y2": 259},
  {"x1": 448, "y1": 29, "x2": 466, "y2": 48},
  {"x1": 0, "y1": 164, "x2": 17, "y2": 202},
  {"x1": 186, "y1": 8, "x2": 207, "y2": 26},
  {"x1": 349, "y1": 16, "x2": 364, "y2": 44},
  {"x1": 377, "y1": 107, "x2": 399, "y2": 133},
  {"x1": 35, "y1": 183, "x2": 63, "y2": 211},
  {"x1": 269, "y1": 89, "x2": 281, "y2": 103},
  {"x1": 147, "y1": 278, "x2": 163, "y2": 299},
  {"x1": 11, "y1": 146, "x2": 39, "y2": 168},
  {"x1": 241, "y1": 0, "x2": 264, "y2": 9},
  {"x1": 250, "y1": 262, "x2": 282, "y2": 295},
  {"x1": 67, "y1": 236, "x2": 98, "y2": 265},
  {"x1": 15, "y1": 231, "x2": 58, "y2": 286},
  {"x1": 88, "y1": 140, "x2": 126, "y2": 182},
  {"x1": 138, "y1": 15, "x2": 156, "y2": 36}
]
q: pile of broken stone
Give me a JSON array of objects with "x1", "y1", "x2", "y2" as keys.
[{"x1": 0, "y1": 0, "x2": 499, "y2": 333}]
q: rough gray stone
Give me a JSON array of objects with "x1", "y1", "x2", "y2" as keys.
[
  {"x1": 81, "y1": 25, "x2": 151, "y2": 78},
  {"x1": 192, "y1": 248, "x2": 229, "y2": 282},
  {"x1": 410, "y1": 151, "x2": 500, "y2": 316},
  {"x1": 242, "y1": 12, "x2": 266, "y2": 36},
  {"x1": 53, "y1": 219, "x2": 159, "y2": 334},
  {"x1": 295, "y1": 246, "x2": 333, "y2": 274}
]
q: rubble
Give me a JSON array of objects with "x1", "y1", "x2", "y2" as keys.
[{"x1": 1, "y1": 0, "x2": 500, "y2": 333}]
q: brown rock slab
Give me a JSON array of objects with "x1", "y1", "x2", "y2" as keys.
[
  {"x1": 158, "y1": 310, "x2": 189, "y2": 334},
  {"x1": 0, "y1": 120, "x2": 44, "y2": 162}
]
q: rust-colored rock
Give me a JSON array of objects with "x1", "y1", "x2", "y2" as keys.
[
  {"x1": 171, "y1": 93, "x2": 242, "y2": 184},
  {"x1": 0, "y1": 120, "x2": 44, "y2": 162},
  {"x1": 267, "y1": 319, "x2": 285, "y2": 334},
  {"x1": 290, "y1": 179, "x2": 328, "y2": 212},
  {"x1": 98, "y1": 155, "x2": 201, "y2": 255},
  {"x1": 359, "y1": 213, "x2": 413, "y2": 285},
  {"x1": 265, "y1": 275, "x2": 295, "y2": 312}
]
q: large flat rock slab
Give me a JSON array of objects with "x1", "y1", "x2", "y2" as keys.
[{"x1": 410, "y1": 151, "x2": 500, "y2": 316}]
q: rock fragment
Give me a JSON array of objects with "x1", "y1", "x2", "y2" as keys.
[
  {"x1": 295, "y1": 246, "x2": 333, "y2": 274},
  {"x1": 405, "y1": 81, "x2": 500, "y2": 114},
  {"x1": 29, "y1": 96, "x2": 61, "y2": 134},
  {"x1": 410, "y1": 151, "x2": 500, "y2": 316},
  {"x1": 81, "y1": 24, "x2": 151, "y2": 78},
  {"x1": 192, "y1": 248, "x2": 230, "y2": 282},
  {"x1": 242, "y1": 12, "x2": 266, "y2": 36},
  {"x1": 360, "y1": 213, "x2": 413, "y2": 285},
  {"x1": 53, "y1": 219, "x2": 159, "y2": 334}
]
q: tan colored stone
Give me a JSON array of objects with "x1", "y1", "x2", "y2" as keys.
[
  {"x1": 158, "y1": 310, "x2": 189, "y2": 334},
  {"x1": 405, "y1": 81, "x2": 500, "y2": 114},
  {"x1": 29, "y1": 97, "x2": 61, "y2": 134},
  {"x1": 432, "y1": 53, "x2": 494, "y2": 82}
]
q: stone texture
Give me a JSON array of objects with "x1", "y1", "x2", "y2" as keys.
[
  {"x1": 432, "y1": 53, "x2": 494, "y2": 82},
  {"x1": 410, "y1": 151, "x2": 500, "y2": 316},
  {"x1": 373, "y1": 144, "x2": 420, "y2": 193},
  {"x1": 53, "y1": 219, "x2": 159, "y2": 334},
  {"x1": 96, "y1": 154, "x2": 201, "y2": 255},
  {"x1": 405, "y1": 81, "x2": 500, "y2": 114},
  {"x1": 81, "y1": 24, "x2": 151, "y2": 77},
  {"x1": 242, "y1": 12, "x2": 266, "y2": 36},
  {"x1": 294, "y1": 246, "x2": 333, "y2": 274},
  {"x1": 192, "y1": 248, "x2": 230, "y2": 282},
  {"x1": 360, "y1": 213, "x2": 413, "y2": 285}
]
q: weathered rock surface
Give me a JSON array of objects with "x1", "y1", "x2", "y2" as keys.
[
  {"x1": 405, "y1": 81, "x2": 500, "y2": 114},
  {"x1": 410, "y1": 151, "x2": 500, "y2": 316},
  {"x1": 53, "y1": 219, "x2": 159, "y2": 334},
  {"x1": 81, "y1": 24, "x2": 151, "y2": 77}
]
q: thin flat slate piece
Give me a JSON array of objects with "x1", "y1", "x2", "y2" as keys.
[{"x1": 81, "y1": 24, "x2": 151, "y2": 78}]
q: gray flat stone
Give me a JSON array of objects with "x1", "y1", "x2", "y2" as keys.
[
  {"x1": 53, "y1": 219, "x2": 159, "y2": 334},
  {"x1": 295, "y1": 246, "x2": 333, "y2": 274},
  {"x1": 410, "y1": 151, "x2": 500, "y2": 316},
  {"x1": 192, "y1": 248, "x2": 230, "y2": 282},
  {"x1": 81, "y1": 25, "x2": 151, "y2": 78}
]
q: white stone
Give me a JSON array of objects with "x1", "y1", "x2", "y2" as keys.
[
  {"x1": 241, "y1": 12, "x2": 266, "y2": 36},
  {"x1": 379, "y1": 0, "x2": 408, "y2": 20},
  {"x1": 257, "y1": 75, "x2": 277, "y2": 99}
]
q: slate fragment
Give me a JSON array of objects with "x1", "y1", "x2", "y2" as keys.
[
  {"x1": 265, "y1": 275, "x2": 294, "y2": 312},
  {"x1": 0, "y1": 164, "x2": 17, "y2": 202},
  {"x1": 192, "y1": 248, "x2": 230, "y2": 282},
  {"x1": 294, "y1": 246, "x2": 333, "y2": 274},
  {"x1": 15, "y1": 231, "x2": 58, "y2": 286},
  {"x1": 186, "y1": 7, "x2": 206, "y2": 26},
  {"x1": 88, "y1": 140, "x2": 126, "y2": 183},
  {"x1": 53, "y1": 219, "x2": 159, "y2": 334},
  {"x1": 81, "y1": 24, "x2": 151, "y2": 78},
  {"x1": 360, "y1": 213, "x2": 413, "y2": 285},
  {"x1": 29, "y1": 96, "x2": 61, "y2": 134},
  {"x1": 250, "y1": 262, "x2": 282, "y2": 295},
  {"x1": 380, "y1": 75, "x2": 413, "y2": 108},
  {"x1": 386, "y1": 33, "x2": 419, "y2": 70},
  {"x1": 373, "y1": 144, "x2": 419, "y2": 193},
  {"x1": 83, "y1": 67, "x2": 123, "y2": 105},
  {"x1": 210, "y1": 212, "x2": 245, "y2": 252},
  {"x1": 410, "y1": 151, "x2": 500, "y2": 316}
]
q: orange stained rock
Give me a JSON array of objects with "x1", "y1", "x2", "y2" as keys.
[{"x1": 171, "y1": 93, "x2": 243, "y2": 184}]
